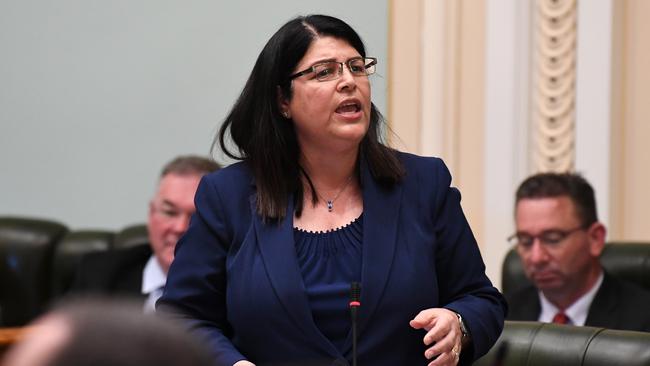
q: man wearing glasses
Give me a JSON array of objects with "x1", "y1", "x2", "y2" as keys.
[
  {"x1": 505, "y1": 172, "x2": 650, "y2": 331},
  {"x1": 71, "y1": 155, "x2": 219, "y2": 312}
]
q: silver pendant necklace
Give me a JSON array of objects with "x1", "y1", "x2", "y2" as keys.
[{"x1": 316, "y1": 175, "x2": 354, "y2": 212}]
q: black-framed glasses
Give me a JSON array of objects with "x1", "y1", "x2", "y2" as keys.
[
  {"x1": 289, "y1": 57, "x2": 377, "y2": 82},
  {"x1": 507, "y1": 225, "x2": 587, "y2": 249}
]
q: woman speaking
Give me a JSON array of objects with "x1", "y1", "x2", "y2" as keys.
[{"x1": 158, "y1": 14, "x2": 506, "y2": 366}]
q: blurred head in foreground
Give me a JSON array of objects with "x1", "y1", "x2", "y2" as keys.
[{"x1": 2, "y1": 298, "x2": 214, "y2": 366}]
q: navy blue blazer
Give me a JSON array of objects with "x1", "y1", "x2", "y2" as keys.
[{"x1": 159, "y1": 152, "x2": 506, "y2": 366}]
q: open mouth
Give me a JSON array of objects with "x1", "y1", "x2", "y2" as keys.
[{"x1": 335, "y1": 101, "x2": 361, "y2": 114}]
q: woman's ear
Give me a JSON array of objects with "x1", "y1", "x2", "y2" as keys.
[{"x1": 277, "y1": 86, "x2": 291, "y2": 119}]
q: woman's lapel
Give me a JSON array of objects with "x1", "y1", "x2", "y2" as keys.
[
  {"x1": 252, "y1": 195, "x2": 339, "y2": 356},
  {"x1": 357, "y1": 160, "x2": 403, "y2": 334}
]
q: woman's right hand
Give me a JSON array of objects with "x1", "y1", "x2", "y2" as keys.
[{"x1": 233, "y1": 361, "x2": 256, "y2": 366}]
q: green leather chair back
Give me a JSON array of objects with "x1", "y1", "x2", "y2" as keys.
[
  {"x1": 50, "y1": 230, "x2": 115, "y2": 297},
  {"x1": 475, "y1": 321, "x2": 650, "y2": 366},
  {"x1": 0, "y1": 217, "x2": 68, "y2": 326},
  {"x1": 1, "y1": 218, "x2": 149, "y2": 326},
  {"x1": 113, "y1": 223, "x2": 148, "y2": 249}
]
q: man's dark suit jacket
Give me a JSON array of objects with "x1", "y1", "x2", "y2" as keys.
[
  {"x1": 506, "y1": 271, "x2": 650, "y2": 332},
  {"x1": 70, "y1": 244, "x2": 152, "y2": 303}
]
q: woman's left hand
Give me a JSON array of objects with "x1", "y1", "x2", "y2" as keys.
[{"x1": 409, "y1": 308, "x2": 462, "y2": 366}]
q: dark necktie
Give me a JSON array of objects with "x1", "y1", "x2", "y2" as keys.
[{"x1": 552, "y1": 312, "x2": 570, "y2": 324}]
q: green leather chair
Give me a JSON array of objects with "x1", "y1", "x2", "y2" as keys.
[
  {"x1": 1, "y1": 218, "x2": 150, "y2": 326},
  {"x1": 0, "y1": 216, "x2": 68, "y2": 326},
  {"x1": 50, "y1": 230, "x2": 115, "y2": 297},
  {"x1": 501, "y1": 242, "x2": 650, "y2": 297},
  {"x1": 50, "y1": 224, "x2": 147, "y2": 298},
  {"x1": 113, "y1": 223, "x2": 148, "y2": 249},
  {"x1": 474, "y1": 321, "x2": 650, "y2": 366}
]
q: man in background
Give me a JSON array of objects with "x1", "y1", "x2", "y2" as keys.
[
  {"x1": 506, "y1": 172, "x2": 650, "y2": 331},
  {"x1": 71, "y1": 155, "x2": 219, "y2": 311}
]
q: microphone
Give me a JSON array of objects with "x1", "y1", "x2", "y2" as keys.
[{"x1": 349, "y1": 282, "x2": 361, "y2": 366}]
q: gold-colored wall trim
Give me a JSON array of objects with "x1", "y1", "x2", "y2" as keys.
[{"x1": 533, "y1": 0, "x2": 578, "y2": 172}]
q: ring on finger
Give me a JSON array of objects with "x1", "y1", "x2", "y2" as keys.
[{"x1": 452, "y1": 346, "x2": 460, "y2": 358}]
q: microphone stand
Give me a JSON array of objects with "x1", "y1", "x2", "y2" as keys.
[{"x1": 349, "y1": 282, "x2": 361, "y2": 366}]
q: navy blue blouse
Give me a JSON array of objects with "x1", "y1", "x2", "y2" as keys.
[{"x1": 293, "y1": 214, "x2": 363, "y2": 352}]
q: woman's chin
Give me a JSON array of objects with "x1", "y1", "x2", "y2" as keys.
[{"x1": 334, "y1": 127, "x2": 368, "y2": 145}]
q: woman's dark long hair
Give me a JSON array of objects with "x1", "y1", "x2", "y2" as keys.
[{"x1": 214, "y1": 14, "x2": 404, "y2": 221}]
